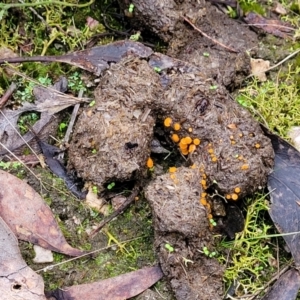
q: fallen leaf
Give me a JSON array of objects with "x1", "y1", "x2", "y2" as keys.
[
  {"x1": 0, "y1": 216, "x2": 46, "y2": 300},
  {"x1": 0, "y1": 77, "x2": 85, "y2": 155},
  {"x1": 263, "y1": 128, "x2": 300, "y2": 266},
  {"x1": 0, "y1": 170, "x2": 87, "y2": 256},
  {"x1": 46, "y1": 265, "x2": 163, "y2": 300},
  {"x1": 244, "y1": 12, "x2": 294, "y2": 39},
  {"x1": 0, "y1": 40, "x2": 153, "y2": 76},
  {"x1": 261, "y1": 268, "x2": 300, "y2": 300},
  {"x1": 288, "y1": 126, "x2": 300, "y2": 152},
  {"x1": 250, "y1": 58, "x2": 270, "y2": 81}
]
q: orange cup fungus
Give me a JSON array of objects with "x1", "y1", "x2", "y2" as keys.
[
  {"x1": 255, "y1": 143, "x2": 261, "y2": 149},
  {"x1": 171, "y1": 134, "x2": 180, "y2": 143},
  {"x1": 231, "y1": 193, "x2": 238, "y2": 201},
  {"x1": 169, "y1": 167, "x2": 177, "y2": 173},
  {"x1": 164, "y1": 117, "x2": 172, "y2": 127},
  {"x1": 146, "y1": 157, "x2": 154, "y2": 168},
  {"x1": 193, "y1": 138, "x2": 201, "y2": 145},
  {"x1": 241, "y1": 164, "x2": 249, "y2": 170},
  {"x1": 188, "y1": 144, "x2": 196, "y2": 153},
  {"x1": 211, "y1": 156, "x2": 218, "y2": 163},
  {"x1": 173, "y1": 123, "x2": 181, "y2": 131},
  {"x1": 234, "y1": 187, "x2": 241, "y2": 194}
]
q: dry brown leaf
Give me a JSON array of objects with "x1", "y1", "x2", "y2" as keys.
[
  {"x1": 0, "y1": 216, "x2": 46, "y2": 300},
  {"x1": 250, "y1": 58, "x2": 270, "y2": 81},
  {"x1": 0, "y1": 170, "x2": 87, "y2": 256},
  {"x1": 46, "y1": 265, "x2": 163, "y2": 300}
]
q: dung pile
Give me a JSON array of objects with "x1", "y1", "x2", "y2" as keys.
[
  {"x1": 68, "y1": 53, "x2": 274, "y2": 299},
  {"x1": 68, "y1": 58, "x2": 162, "y2": 186},
  {"x1": 145, "y1": 167, "x2": 224, "y2": 299},
  {"x1": 68, "y1": 56, "x2": 274, "y2": 197}
]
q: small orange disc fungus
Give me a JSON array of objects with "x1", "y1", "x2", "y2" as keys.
[
  {"x1": 173, "y1": 123, "x2": 181, "y2": 131},
  {"x1": 255, "y1": 143, "x2": 261, "y2": 149},
  {"x1": 183, "y1": 137, "x2": 192, "y2": 144},
  {"x1": 234, "y1": 187, "x2": 241, "y2": 194},
  {"x1": 169, "y1": 167, "x2": 177, "y2": 173},
  {"x1": 208, "y1": 148, "x2": 214, "y2": 154},
  {"x1": 146, "y1": 157, "x2": 154, "y2": 168},
  {"x1": 164, "y1": 117, "x2": 172, "y2": 127},
  {"x1": 225, "y1": 194, "x2": 231, "y2": 200},
  {"x1": 189, "y1": 144, "x2": 196, "y2": 153},
  {"x1": 208, "y1": 213, "x2": 213, "y2": 219},
  {"x1": 188, "y1": 127, "x2": 193, "y2": 132},
  {"x1": 180, "y1": 138, "x2": 188, "y2": 145},
  {"x1": 171, "y1": 134, "x2": 180, "y2": 143},
  {"x1": 211, "y1": 156, "x2": 218, "y2": 163},
  {"x1": 200, "y1": 198, "x2": 207, "y2": 205},
  {"x1": 241, "y1": 164, "x2": 249, "y2": 170},
  {"x1": 181, "y1": 149, "x2": 189, "y2": 155},
  {"x1": 231, "y1": 193, "x2": 238, "y2": 200},
  {"x1": 193, "y1": 138, "x2": 201, "y2": 145}
]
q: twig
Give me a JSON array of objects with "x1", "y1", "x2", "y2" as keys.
[
  {"x1": 265, "y1": 48, "x2": 300, "y2": 72},
  {"x1": 0, "y1": 82, "x2": 16, "y2": 109},
  {"x1": 58, "y1": 89, "x2": 83, "y2": 160},
  {"x1": 35, "y1": 235, "x2": 145, "y2": 273},
  {"x1": 183, "y1": 16, "x2": 239, "y2": 53},
  {"x1": 89, "y1": 185, "x2": 140, "y2": 238}
]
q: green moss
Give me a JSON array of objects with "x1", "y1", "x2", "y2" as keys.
[
  {"x1": 238, "y1": 0, "x2": 265, "y2": 15},
  {"x1": 219, "y1": 194, "x2": 290, "y2": 297},
  {"x1": 237, "y1": 65, "x2": 300, "y2": 139}
]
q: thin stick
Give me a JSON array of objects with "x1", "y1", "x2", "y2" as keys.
[
  {"x1": 35, "y1": 235, "x2": 145, "y2": 273},
  {"x1": 0, "y1": 82, "x2": 16, "y2": 109},
  {"x1": 89, "y1": 185, "x2": 140, "y2": 238},
  {"x1": 183, "y1": 16, "x2": 239, "y2": 53}
]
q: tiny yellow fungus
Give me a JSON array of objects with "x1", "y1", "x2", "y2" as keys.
[
  {"x1": 231, "y1": 193, "x2": 238, "y2": 201},
  {"x1": 206, "y1": 203, "x2": 211, "y2": 210},
  {"x1": 169, "y1": 167, "x2": 177, "y2": 173},
  {"x1": 189, "y1": 144, "x2": 196, "y2": 153},
  {"x1": 239, "y1": 133, "x2": 243, "y2": 137},
  {"x1": 179, "y1": 142, "x2": 188, "y2": 149},
  {"x1": 164, "y1": 117, "x2": 172, "y2": 127},
  {"x1": 170, "y1": 174, "x2": 176, "y2": 180},
  {"x1": 181, "y1": 149, "x2": 189, "y2": 155},
  {"x1": 255, "y1": 143, "x2": 261, "y2": 149},
  {"x1": 135, "y1": 196, "x2": 139, "y2": 201},
  {"x1": 234, "y1": 187, "x2": 241, "y2": 193},
  {"x1": 184, "y1": 136, "x2": 192, "y2": 144},
  {"x1": 241, "y1": 164, "x2": 249, "y2": 170},
  {"x1": 208, "y1": 143, "x2": 212, "y2": 147},
  {"x1": 208, "y1": 148, "x2": 214, "y2": 154},
  {"x1": 249, "y1": 133, "x2": 254, "y2": 137},
  {"x1": 211, "y1": 156, "x2": 218, "y2": 162},
  {"x1": 190, "y1": 164, "x2": 196, "y2": 169},
  {"x1": 208, "y1": 213, "x2": 213, "y2": 219},
  {"x1": 238, "y1": 155, "x2": 243, "y2": 160},
  {"x1": 201, "y1": 192, "x2": 207, "y2": 198},
  {"x1": 231, "y1": 140, "x2": 236, "y2": 145},
  {"x1": 180, "y1": 138, "x2": 189, "y2": 145},
  {"x1": 147, "y1": 157, "x2": 154, "y2": 168},
  {"x1": 173, "y1": 123, "x2": 181, "y2": 131},
  {"x1": 200, "y1": 198, "x2": 207, "y2": 205},
  {"x1": 225, "y1": 194, "x2": 231, "y2": 200},
  {"x1": 201, "y1": 179, "x2": 206, "y2": 187},
  {"x1": 171, "y1": 134, "x2": 180, "y2": 143},
  {"x1": 230, "y1": 135, "x2": 234, "y2": 140},
  {"x1": 193, "y1": 138, "x2": 201, "y2": 145},
  {"x1": 188, "y1": 127, "x2": 193, "y2": 132},
  {"x1": 202, "y1": 173, "x2": 207, "y2": 179}
]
